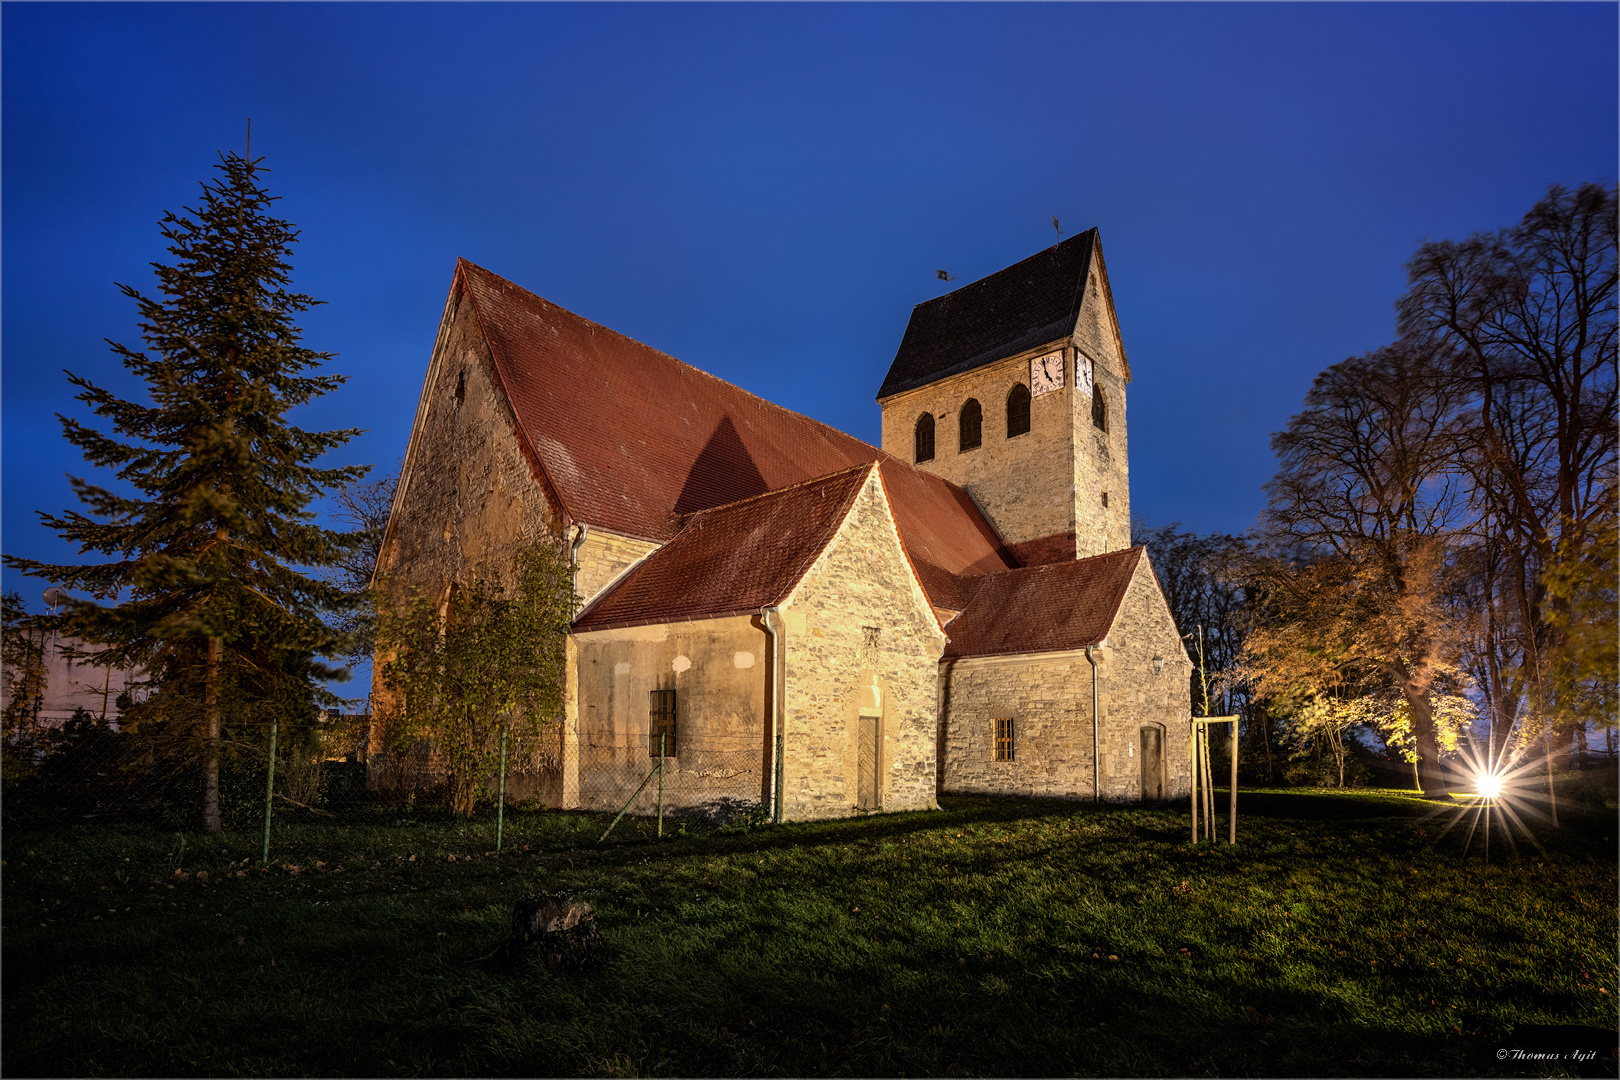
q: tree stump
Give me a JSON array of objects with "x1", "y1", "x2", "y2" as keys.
[{"x1": 511, "y1": 892, "x2": 600, "y2": 971}]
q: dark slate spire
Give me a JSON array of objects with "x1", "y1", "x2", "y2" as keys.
[{"x1": 877, "y1": 230, "x2": 1096, "y2": 400}]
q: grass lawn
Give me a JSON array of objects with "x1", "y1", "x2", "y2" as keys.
[{"x1": 2, "y1": 789, "x2": 1615, "y2": 1077}]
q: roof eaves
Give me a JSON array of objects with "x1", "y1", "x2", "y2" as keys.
[
  {"x1": 942, "y1": 645, "x2": 1097, "y2": 666},
  {"x1": 877, "y1": 320, "x2": 1076, "y2": 400},
  {"x1": 573, "y1": 608, "x2": 765, "y2": 634}
]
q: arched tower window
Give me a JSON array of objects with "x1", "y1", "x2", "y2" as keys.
[
  {"x1": 958, "y1": 399, "x2": 982, "y2": 451},
  {"x1": 914, "y1": 412, "x2": 935, "y2": 463},
  {"x1": 1092, "y1": 386, "x2": 1108, "y2": 432},
  {"x1": 1006, "y1": 383, "x2": 1031, "y2": 438}
]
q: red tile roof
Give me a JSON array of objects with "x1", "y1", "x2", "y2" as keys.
[
  {"x1": 574, "y1": 465, "x2": 875, "y2": 631},
  {"x1": 453, "y1": 259, "x2": 1014, "y2": 609},
  {"x1": 941, "y1": 547, "x2": 1144, "y2": 660},
  {"x1": 1005, "y1": 531, "x2": 1077, "y2": 568}
]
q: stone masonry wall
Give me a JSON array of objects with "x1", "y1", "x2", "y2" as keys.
[
  {"x1": 370, "y1": 288, "x2": 565, "y2": 789},
  {"x1": 378, "y1": 288, "x2": 561, "y2": 593},
  {"x1": 1072, "y1": 271, "x2": 1130, "y2": 558},
  {"x1": 572, "y1": 616, "x2": 767, "y2": 815},
  {"x1": 879, "y1": 347, "x2": 1076, "y2": 548},
  {"x1": 1095, "y1": 556, "x2": 1192, "y2": 799},
  {"x1": 575, "y1": 528, "x2": 663, "y2": 608},
  {"x1": 939, "y1": 556, "x2": 1192, "y2": 802},
  {"x1": 372, "y1": 289, "x2": 663, "y2": 800},
  {"x1": 779, "y1": 469, "x2": 946, "y2": 820},
  {"x1": 939, "y1": 651, "x2": 1098, "y2": 799}
]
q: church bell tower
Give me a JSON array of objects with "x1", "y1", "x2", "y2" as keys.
[{"x1": 875, "y1": 230, "x2": 1132, "y2": 564}]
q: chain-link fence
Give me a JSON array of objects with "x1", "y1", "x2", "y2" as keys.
[{"x1": 2, "y1": 710, "x2": 766, "y2": 853}]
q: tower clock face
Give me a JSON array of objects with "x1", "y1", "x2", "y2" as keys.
[
  {"x1": 1076, "y1": 353, "x2": 1095, "y2": 398},
  {"x1": 1030, "y1": 350, "x2": 1065, "y2": 395}
]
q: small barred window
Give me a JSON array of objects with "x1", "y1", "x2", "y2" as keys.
[
  {"x1": 649, "y1": 689, "x2": 677, "y2": 757},
  {"x1": 994, "y1": 717, "x2": 1015, "y2": 762}
]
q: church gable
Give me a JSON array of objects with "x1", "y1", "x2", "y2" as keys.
[
  {"x1": 377, "y1": 282, "x2": 561, "y2": 593},
  {"x1": 1070, "y1": 239, "x2": 1132, "y2": 556},
  {"x1": 777, "y1": 466, "x2": 946, "y2": 819}
]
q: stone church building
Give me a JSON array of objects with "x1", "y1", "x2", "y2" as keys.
[{"x1": 373, "y1": 230, "x2": 1192, "y2": 820}]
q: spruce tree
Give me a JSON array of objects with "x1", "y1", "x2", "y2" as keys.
[{"x1": 4, "y1": 150, "x2": 367, "y2": 832}]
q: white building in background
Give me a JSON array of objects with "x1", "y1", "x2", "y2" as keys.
[{"x1": 1, "y1": 630, "x2": 138, "y2": 728}]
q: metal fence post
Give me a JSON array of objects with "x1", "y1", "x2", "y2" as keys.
[
  {"x1": 261, "y1": 720, "x2": 278, "y2": 866},
  {"x1": 657, "y1": 732, "x2": 666, "y2": 839},
  {"x1": 496, "y1": 723, "x2": 508, "y2": 852}
]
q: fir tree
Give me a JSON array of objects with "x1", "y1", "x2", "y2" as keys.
[{"x1": 4, "y1": 150, "x2": 367, "y2": 832}]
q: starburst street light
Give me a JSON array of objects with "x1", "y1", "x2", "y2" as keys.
[{"x1": 1422, "y1": 737, "x2": 1558, "y2": 863}]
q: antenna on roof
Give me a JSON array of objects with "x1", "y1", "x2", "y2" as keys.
[
  {"x1": 1052, "y1": 215, "x2": 1062, "y2": 240},
  {"x1": 936, "y1": 269, "x2": 954, "y2": 282}
]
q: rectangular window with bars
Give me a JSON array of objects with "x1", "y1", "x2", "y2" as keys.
[
  {"x1": 994, "y1": 717, "x2": 1015, "y2": 762},
  {"x1": 649, "y1": 689, "x2": 677, "y2": 758}
]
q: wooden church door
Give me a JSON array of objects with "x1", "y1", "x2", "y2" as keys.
[
  {"x1": 1139, "y1": 725, "x2": 1164, "y2": 801},
  {"x1": 857, "y1": 716, "x2": 881, "y2": 810}
]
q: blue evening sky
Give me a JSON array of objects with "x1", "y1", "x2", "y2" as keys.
[{"x1": 4, "y1": 3, "x2": 1616, "y2": 630}]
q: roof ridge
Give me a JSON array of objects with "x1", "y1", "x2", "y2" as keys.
[
  {"x1": 456, "y1": 258, "x2": 1000, "y2": 529},
  {"x1": 458, "y1": 258, "x2": 885, "y2": 457},
  {"x1": 674, "y1": 461, "x2": 877, "y2": 521},
  {"x1": 909, "y1": 228, "x2": 1098, "y2": 313},
  {"x1": 971, "y1": 543, "x2": 1143, "y2": 583}
]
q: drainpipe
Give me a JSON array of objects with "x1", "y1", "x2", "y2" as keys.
[
  {"x1": 569, "y1": 523, "x2": 589, "y2": 568},
  {"x1": 564, "y1": 523, "x2": 588, "y2": 812},
  {"x1": 1085, "y1": 645, "x2": 1102, "y2": 802},
  {"x1": 761, "y1": 606, "x2": 784, "y2": 824}
]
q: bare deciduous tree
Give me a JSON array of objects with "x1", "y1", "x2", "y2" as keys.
[
  {"x1": 327, "y1": 471, "x2": 398, "y2": 667},
  {"x1": 1398, "y1": 182, "x2": 1617, "y2": 762},
  {"x1": 1243, "y1": 344, "x2": 1469, "y2": 796}
]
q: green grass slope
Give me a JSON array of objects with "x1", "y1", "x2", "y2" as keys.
[{"x1": 2, "y1": 790, "x2": 1614, "y2": 1077}]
